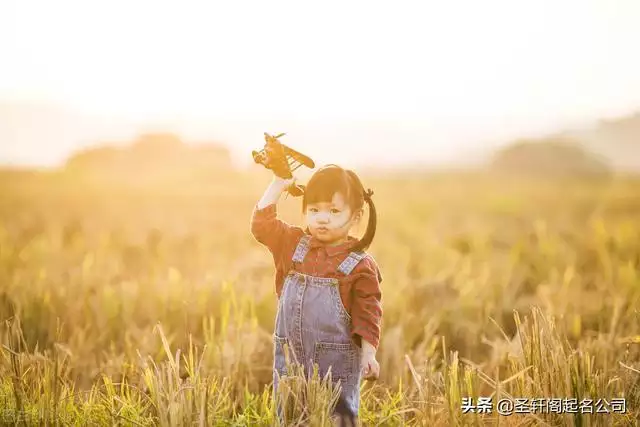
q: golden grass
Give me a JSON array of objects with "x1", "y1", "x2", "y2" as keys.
[{"x1": 0, "y1": 170, "x2": 639, "y2": 425}]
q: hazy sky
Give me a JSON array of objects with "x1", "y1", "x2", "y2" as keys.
[{"x1": 2, "y1": 0, "x2": 640, "y2": 167}]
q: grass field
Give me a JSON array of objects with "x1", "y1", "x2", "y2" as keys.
[{"x1": 0, "y1": 169, "x2": 639, "y2": 426}]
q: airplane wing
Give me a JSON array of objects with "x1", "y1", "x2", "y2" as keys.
[
  {"x1": 282, "y1": 144, "x2": 315, "y2": 169},
  {"x1": 255, "y1": 132, "x2": 315, "y2": 178}
]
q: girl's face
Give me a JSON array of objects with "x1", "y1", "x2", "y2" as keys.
[{"x1": 305, "y1": 191, "x2": 362, "y2": 245}]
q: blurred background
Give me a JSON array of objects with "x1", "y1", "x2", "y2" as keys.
[
  {"x1": 1, "y1": 0, "x2": 640, "y2": 425},
  {"x1": 2, "y1": 0, "x2": 640, "y2": 174}
]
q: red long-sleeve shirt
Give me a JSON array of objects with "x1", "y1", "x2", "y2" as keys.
[{"x1": 250, "y1": 203, "x2": 383, "y2": 350}]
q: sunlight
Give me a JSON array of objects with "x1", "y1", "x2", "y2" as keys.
[{"x1": 1, "y1": 0, "x2": 640, "y2": 166}]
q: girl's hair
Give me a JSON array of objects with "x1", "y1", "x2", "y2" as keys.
[{"x1": 302, "y1": 164, "x2": 377, "y2": 252}]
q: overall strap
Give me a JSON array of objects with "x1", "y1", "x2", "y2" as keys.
[
  {"x1": 291, "y1": 235, "x2": 312, "y2": 263},
  {"x1": 337, "y1": 251, "x2": 367, "y2": 275}
]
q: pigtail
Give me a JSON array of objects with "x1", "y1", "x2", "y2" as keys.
[{"x1": 352, "y1": 188, "x2": 377, "y2": 252}]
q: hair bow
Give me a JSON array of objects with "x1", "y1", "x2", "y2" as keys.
[{"x1": 363, "y1": 189, "x2": 374, "y2": 201}]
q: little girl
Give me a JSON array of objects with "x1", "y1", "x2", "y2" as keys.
[{"x1": 250, "y1": 164, "x2": 383, "y2": 421}]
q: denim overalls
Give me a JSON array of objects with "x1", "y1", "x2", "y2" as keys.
[{"x1": 273, "y1": 234, "x2": 366, "y2": 418}]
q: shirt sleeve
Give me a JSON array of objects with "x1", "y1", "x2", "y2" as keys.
[
  {"x1": 250, "y1": 203, "x2": 304, "y2": 272},
  {"x1": 350, "y1": 256, "x2": 383, "y2": 350}
]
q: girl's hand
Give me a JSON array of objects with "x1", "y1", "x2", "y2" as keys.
[
  {"x1": 360, "y1": 352, "x2": 380, "y2": 380},
  {"x1": 272, "y1": 176, "x2": 296, "y2": 191}
]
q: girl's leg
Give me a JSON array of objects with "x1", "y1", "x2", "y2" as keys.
[
  {"x1": 333, "y1": 394, "x2": 358, "y2": 426},
  {"x1": 332, "y1": 374, "x2": 361, "y2": 423},
  {"x1": 273, "y1": 372, "x2": 285, "y2": 426}
]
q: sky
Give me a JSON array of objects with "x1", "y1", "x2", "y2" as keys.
[{"x1": 1, "y1": 0, "x2": 640, "y2": 168}]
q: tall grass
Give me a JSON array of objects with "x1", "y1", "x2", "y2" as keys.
[{"x1": 0, "y1": 171, "x2": 639, "y2": 425}]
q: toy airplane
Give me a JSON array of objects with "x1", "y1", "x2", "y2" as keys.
[{"x1": 252, "y1": 132, "x2": 315, "y2": 197}]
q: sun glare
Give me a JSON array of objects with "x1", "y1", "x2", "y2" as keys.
[{"x1": 1, "y1": 0, "x2": 640, "y2": 166}]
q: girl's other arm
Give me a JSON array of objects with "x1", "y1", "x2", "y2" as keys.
[
  {"x1": 350, "y1": 258, "x2": 383, "y2": 351},
  {"x1": 361, "y1": 339, "x2": 377, "y2": 356}
]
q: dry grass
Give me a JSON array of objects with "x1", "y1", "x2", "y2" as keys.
[{"x1": 0, "y1": 169, "x2": 639, "y2": 426}]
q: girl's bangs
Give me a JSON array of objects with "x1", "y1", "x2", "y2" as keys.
[{"x1": 304, "y1": 168, "x2": 351, "y2": 206}]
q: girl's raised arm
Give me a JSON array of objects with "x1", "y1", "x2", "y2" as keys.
[
  {"x1": 250, "y1": 176, "x2": 304, "y2": 256},
  {"x1": 257, "y1": 176, "x2": 295, "y2": 209}
]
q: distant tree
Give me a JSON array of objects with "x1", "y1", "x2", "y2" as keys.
[
  {"x1": 131, "y1": 133, "x2": 185, "y2": 154},
  {"x1": 191, "y1": 144, "x2": 233, "y2": 169},
  {"x1": 63, "y1": 133, "x2": 235, "y2": 183},
  {"x1": 65, "y1": 145, "x2": 124, "y2": 172},
  {"x1": 490, "y1": 137, "x2": 611, "y2": 177},
  {"x1": 129, "y1": 133, "x2": 187, "y2": 168},
  {"x1": 597, "y1": 112, "x2": 640, "y2": 139},
  {"x1": 583, "y1": 112, "x2": 640, "y2": 172}
]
